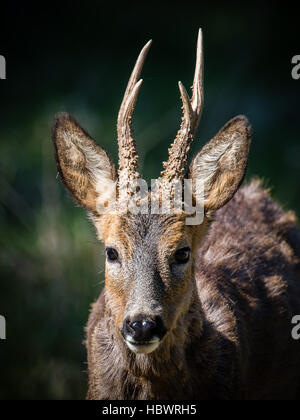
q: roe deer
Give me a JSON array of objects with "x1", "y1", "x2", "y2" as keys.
[{"x1": 52, "y1": 29, "x2": 300, "y2": 400}]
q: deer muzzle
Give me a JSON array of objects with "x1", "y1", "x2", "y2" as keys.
[{"x1": 121, "y1": 314, "x2": 167, "y2": 354}]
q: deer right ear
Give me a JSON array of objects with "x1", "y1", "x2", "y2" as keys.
[
  {"x1": 52, "y1": 113, "x2": 116, "y2": 214},
  {"x1": 189, "y1": 115, "x2": 251, "y2": 216}
]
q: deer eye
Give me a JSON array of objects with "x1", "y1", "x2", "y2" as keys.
[
  {"x1": 105, "y1": 247, "x2": 119, "y2": 262},
  {"x1": 174, "y1": 247, "x2": 191, "y2": 264}
]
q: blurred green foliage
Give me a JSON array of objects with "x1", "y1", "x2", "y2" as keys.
[{"x1": 0, "y1": 1, "x2": 299, "y2": 399}]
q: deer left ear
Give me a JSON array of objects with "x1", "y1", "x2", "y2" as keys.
[
  {"x1": 52, "y1": 113, "x2": 116, "y2": 214},
  {"x1": 188, "y1": 115, "x2": 251, "y2": 215}
]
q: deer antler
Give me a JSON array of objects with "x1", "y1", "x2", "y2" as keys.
[
  {"x1": 160, "y1": 29, "x2": 204, "y2": 182},
  {"x1": 117, "y1": 40, "x2": 152, "y2": 191}
]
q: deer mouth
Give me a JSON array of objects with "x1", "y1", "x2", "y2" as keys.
[{"x1": 125, "y1": 336, "x2": 161, "y2": 354}]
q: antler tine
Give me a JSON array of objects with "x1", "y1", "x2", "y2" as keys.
[
  {"x1": 160, "y1": 29, "x2": 204, "y2": 182},
  {"x1": 117, "y1": 40, "x2": 152, "y2": 182},
  {"x1": 191, "y1": 28, "x2": 204, "y2": 130}
]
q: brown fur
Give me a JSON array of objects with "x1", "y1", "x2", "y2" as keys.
[{"x1": 85, "y1": 180, "x2": 300, "y2": 400}]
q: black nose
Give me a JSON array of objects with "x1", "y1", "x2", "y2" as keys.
[{"x1": 122, "y1": 315, "x2": 166, "y2": 342}]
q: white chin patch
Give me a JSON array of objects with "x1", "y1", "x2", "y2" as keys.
[{"x1": 125, "y1": 337, "x2": 160, "y2": 354}]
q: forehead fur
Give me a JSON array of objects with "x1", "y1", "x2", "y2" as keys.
[{"x1": 95, "y1": 212, "x2": 193, "y2": 252}]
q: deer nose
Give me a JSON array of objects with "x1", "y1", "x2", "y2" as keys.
[
  {"x1": 130, "y1": 319, "x2": 156, "y2": 341},
  {"x1": 122, "y1": 316, "x2": 164, "y2": 342}
]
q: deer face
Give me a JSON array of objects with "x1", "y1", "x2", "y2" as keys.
[
  {"x1": 52, "y1": 30, "x2": 251, "y2": 354},
  {"x1": 94, "y1": 211, "x2": 208, "y2": 354}
]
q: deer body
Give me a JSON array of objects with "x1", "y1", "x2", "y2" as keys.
[
  {"x1": 52, "y1": 30, "x2": 300, "y2": 400},
  {"x1": 85, "y1": 181, "x2": 300, "y2": 400}
]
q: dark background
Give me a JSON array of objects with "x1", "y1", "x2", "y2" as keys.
[{"x1": 0, "y1": 1, "x2": 299, "y2": 399}]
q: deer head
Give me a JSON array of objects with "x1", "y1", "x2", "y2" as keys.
[{"x1": 52, "y1": 29, "x2": 251, "y2": 355}]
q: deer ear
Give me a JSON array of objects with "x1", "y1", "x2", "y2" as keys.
[
  {"x1": 52, "y1": 113, "x2": 116, "y2": 213},
  {"x1": 189, "y1": 115, "x2": 251, "y2": 215}
]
